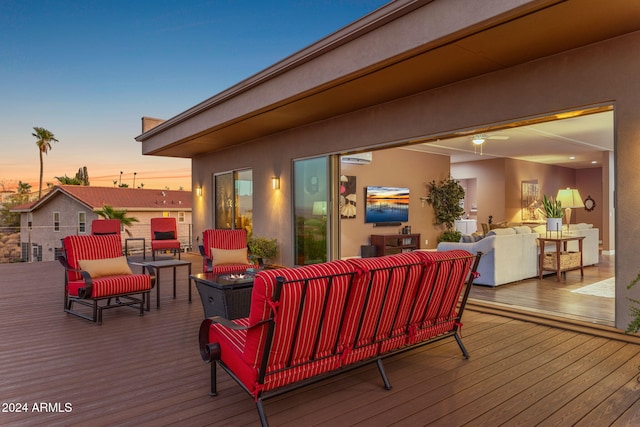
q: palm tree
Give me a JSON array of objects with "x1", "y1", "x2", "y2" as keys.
[
  {"x1": 32, "y1": 127, "x2": 58, "y2": 199},
  {"x1": 95, "y1": 204, "x2": 139, "y2": 236}
]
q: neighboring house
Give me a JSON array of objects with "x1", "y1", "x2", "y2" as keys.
[
  {"x1": 10, "y1": 185, "x2": 192, "y2": 262},
  {"x1": 135, "y1": 1, "x2": 640, "y2": 330}
]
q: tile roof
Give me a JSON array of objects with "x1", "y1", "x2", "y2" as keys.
[{"x1": 11, "y1": 185, "x2": 192, "y2": 212}]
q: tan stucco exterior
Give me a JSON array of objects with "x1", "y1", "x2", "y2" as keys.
[{"x1": 137, "y1": 0, "x2": 640, "y2": 329}]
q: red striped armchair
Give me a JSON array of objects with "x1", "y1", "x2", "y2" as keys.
[
  {"x1": 199, "y1": 229, "x2": 258, "y2": 274},
  {"x1": 59, "y1": 234, "x2": 155, "y2": 324}
]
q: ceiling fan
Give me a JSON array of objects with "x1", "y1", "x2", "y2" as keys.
[{"x1": 471, "y1": 133, "x2": 510, "y2": 155}]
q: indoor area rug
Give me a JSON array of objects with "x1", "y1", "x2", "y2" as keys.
[{"x1": 570, "y1": 277, "x2": 615, "y2": 298}]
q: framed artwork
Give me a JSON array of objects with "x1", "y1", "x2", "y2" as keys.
[
  {"x1": 521, "y1": 180, "x2": 542, "y2": 221},
  {"x1": 340, "y1": 175, "x2": 356, "y2": 219}
]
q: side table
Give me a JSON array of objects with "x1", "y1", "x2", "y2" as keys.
[
  {"x1": 537, "y1": 236, "x2": 585, "y2": 281},
  {"x1": 131, "y1": 259, "x2": 192, "y2": 309}
]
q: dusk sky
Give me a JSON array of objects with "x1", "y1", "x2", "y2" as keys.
[{"x1": 0, "y1": 0, "x2": 388, "y2": 191}]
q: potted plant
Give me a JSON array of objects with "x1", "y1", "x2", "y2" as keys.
[
  {"x1": 542, "y1": 195, "x2": 563, "y2": 232},
  {"x1": 424, "y1": 176, "x2": 465, "y2": 243},
  {"x1": 247, "y1": 236, "x2": 278, "y2": 265}
]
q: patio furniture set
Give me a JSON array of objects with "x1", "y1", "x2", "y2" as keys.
[{"x1": 58, "y1": 223, "x2": 482, "y2": 426}]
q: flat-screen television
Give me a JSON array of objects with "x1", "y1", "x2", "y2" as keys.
[{"x1": 364, "y1": 186, "x2": 410, "y2": 223}]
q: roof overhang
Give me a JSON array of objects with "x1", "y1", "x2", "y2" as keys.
[{"x1": 136, "y1": 0, "x2": 640, "y2": 158}]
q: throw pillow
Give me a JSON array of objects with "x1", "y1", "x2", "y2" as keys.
[
  {"x1": 487, "y1": 228, "x2": 516, "y2": 236},
  {"x1": 78, "y1": 256, "x2": 133, "y2": 278},
  {"x1": 211, "y1": 247, "x2": 250, "y2": 266},
  {"x1": 154, "y1": 231, "x2": 175, "y2": 240},
  {"x1": 513, "y1": 226, "x2": 532, "y2": 234}
]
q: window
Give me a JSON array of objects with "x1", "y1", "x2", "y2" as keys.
[
  {"x1": 178, "y1": 212, "x2": 185, "y2": 223},
  {"x1": 214, "y1": 169, "x2": 253, "y2": 231},
  {"x1": 78, "y1": 212, "x2": 86, "y2": 233},
  {"x1": 53, "y1": 212, "x2": 60, "y2": 232},
  {"x1": 162, "y1": 211, "x2": 170, "y2": 218}
]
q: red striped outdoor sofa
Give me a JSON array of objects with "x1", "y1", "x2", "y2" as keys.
[
  {"x1": 198, "y1": 249, "x2": 481, "y2": 426},
  {"x1": 59, "y1": 234, "x2": 155, "y2": 324}
]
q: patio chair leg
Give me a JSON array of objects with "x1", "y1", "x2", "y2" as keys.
[
  {"x1": 376, "y1": 358, "x2": 392, "y2": 390},
  {"x1": 209, "y1": 362, "x2": 218, "y2": 396},
  {"x1": 455, "y1": 333, "x2": 470, "y2": 359},
  {"x1": 93, "y1": 301, "x2": 98, "y2": 323},
  {"x1": 256, "y1": 398, "x2": 268, "y2": 427}
]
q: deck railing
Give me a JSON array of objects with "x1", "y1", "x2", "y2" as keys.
[{"x1": 0, "y1": 223, "x2": 193, "y2": 263}]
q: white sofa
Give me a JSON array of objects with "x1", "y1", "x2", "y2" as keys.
[
  {"x1": 436, "y1": 224, "x2": 600, "y2": 287},
  {"x1": 437, "y1": 226, "x2": 538, "y2": 287}
]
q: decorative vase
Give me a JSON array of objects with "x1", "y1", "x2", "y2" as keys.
[{"x1": 546, "y1": 217, "x2": 563, "y2": 233}]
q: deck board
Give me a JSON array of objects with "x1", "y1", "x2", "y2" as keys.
[{"x1": 1, "y1": 255, "x2": 639, "y2": 426}]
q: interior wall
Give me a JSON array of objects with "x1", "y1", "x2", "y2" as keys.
[
  {"x1": 452, "y1": 159, "x2": 603, "y2": 234},
  {"x1": 575, "y1": 168, "x2": 603, "y2": 233},
  {"x1": 339, "y1": 147, "x2": 450, "y2": 257}
]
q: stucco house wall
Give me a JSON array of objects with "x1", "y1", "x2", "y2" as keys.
[{"x1": 190, "y1": 30, "x2": 639, "y2": 329}]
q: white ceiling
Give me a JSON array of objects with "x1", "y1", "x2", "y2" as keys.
[{"x1": 404, "y1": 110, "x2": 613, "y2": 169}]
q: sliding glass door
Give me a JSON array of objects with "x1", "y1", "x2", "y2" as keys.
[
  {"x1": 293, "y1": 157, "x2": 330, "y2": 265},
  {"x1": 214, "y1": 169, "x2": 253, "y2": 232}
]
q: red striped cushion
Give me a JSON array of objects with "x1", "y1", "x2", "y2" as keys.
[
  {"x1": 345, "y1": 253, "x2": 425, "y2": 350},
  {"x1": 242, "y1": 260, "x2": 358, "y2": 371},
  {"x1": 63, "y1": 235, "x2": 123, "y2": 282},
  {"x1": 412, "y1": 250, "x2": 474, "y2": 329},
  {"x1": 89, "y1": 274, "x2": 151, "y2": 298},
  {"x1": 202, "y1": 229, "x2": 257, "y2": 273},
  {"x1": 203, "y1": 229, "x2": 248, "y2": 257}
]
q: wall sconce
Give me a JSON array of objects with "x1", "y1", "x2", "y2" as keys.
[
  {"x1": 196, "y1": 187, "x2": 202, "y2": 197},
  {"x1": 271, "y1": 176, "x2": 280, "y2": 190}
]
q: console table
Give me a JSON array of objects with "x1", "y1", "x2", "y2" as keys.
[
  {"x1": 537, "y1": 236, "x2": 585, "y2": 281},
  {"x1": 370, "y1": 234, "x2": 420, "y2": 256}
]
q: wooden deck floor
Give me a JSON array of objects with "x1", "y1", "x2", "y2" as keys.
[{"x1": 2, "y1": 255, "x2": 640, "y2": 426}]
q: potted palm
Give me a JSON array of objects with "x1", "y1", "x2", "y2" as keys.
[{"x1": 542, "y1": 195, "x2": 563, "y2": 232}]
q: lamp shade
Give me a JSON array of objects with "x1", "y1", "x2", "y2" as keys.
[{"x1": 556, "y1": 188, "x2": 584, "y2": 209}]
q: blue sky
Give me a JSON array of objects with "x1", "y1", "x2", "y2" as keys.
[{"x1": 0, "y1": 0, "x2": 388, "y2": 190}]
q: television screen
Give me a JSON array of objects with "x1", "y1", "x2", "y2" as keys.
[{"x1": 364, "y1": 186, "x2": 410, "y2": 223}]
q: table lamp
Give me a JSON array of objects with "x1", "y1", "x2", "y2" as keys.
[{"x1": 556, "y1": 188, "x2": 584, "y2": 230}]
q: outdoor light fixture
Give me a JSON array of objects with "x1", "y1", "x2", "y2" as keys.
[
  {"x1": 196, "y1": 187, "x2": 202, "y2": 197},
  {"x1": 556, "y1": 187, "x2": 584, "y2": 229},
  {"x1": 271, "y1": 177, "x2": 280, "y2": 190}
]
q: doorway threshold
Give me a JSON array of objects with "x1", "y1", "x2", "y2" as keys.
[{"x1": 466, "y1": 299, "x2": 640, "y2": 344}]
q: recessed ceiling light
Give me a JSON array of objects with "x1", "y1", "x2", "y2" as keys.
[
  {"x1": 569, "y1": 156, "x2": 575, "y2": 160},
  {"x1": 591, "y1": 160, "x2": 598, "y2": 164}
]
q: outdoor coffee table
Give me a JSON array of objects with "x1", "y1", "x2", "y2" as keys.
[
  {"x1": 190, "y1": 271, "x2": 257, "y2": 320},
  {"x1": 131, "y1": 259, "x2": 192, "y2": 309}
]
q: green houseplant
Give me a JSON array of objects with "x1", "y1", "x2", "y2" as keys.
[
  {"x1": 247, "y1": 236, "x2": 278, "y2": 264},
  {"x1": 424, "y1": 176, "x2": 465, "y2": 242},
  {"x1": 542, "y1": 195, "x2": 563, "y2": 218},
  {"x1": 542, "y1": 195, "x2": 563, "y2": 232}
]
